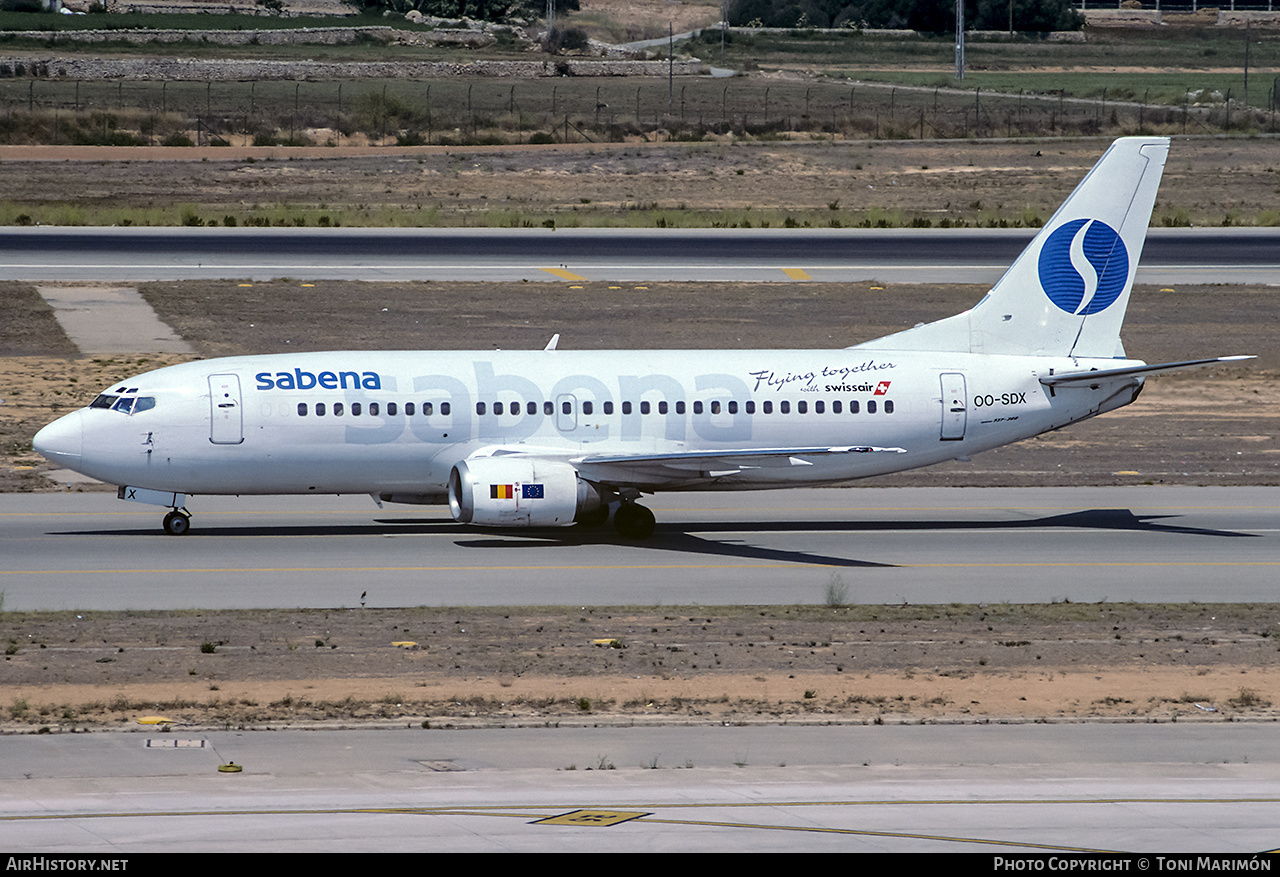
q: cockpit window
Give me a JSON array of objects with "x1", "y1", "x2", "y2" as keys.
[{"x1": 92, "y1": 394, "x2": 155, "y2": 414}]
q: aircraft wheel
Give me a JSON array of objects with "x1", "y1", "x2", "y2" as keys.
[
  {"x1": 162, "y1": 511, "x2": 191, "y2": 536},
  {"x1": 613, "y1": 503, "x2": 655, "y2": 540}
]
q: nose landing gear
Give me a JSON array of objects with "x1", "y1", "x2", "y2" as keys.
[{"x1": 162, "y1": 509, "x2": 192, "y2": 536}]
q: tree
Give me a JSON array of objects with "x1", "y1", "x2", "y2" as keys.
[
  {"x1": 725, "y1": 0, "x2": 1079, "y2": 31},
  {"x1": 346, "y1": 0, "x2": 578, "y2": 22}
]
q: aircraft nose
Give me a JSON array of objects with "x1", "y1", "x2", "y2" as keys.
[{"x1": 33, "y1": 410, "x2": 83, "y2": 464}]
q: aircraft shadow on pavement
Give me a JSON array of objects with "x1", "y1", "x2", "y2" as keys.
[
  {"x1": 448, "y1": 506, "x2": 1255, "y2": 569},
  {"x1": 55, "y1": 508, "x2": 1253, "y2": 572}
]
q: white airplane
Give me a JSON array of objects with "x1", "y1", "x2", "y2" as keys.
[{"x1": 34, "y1": 137, "x2": 1250, "y2": 538}]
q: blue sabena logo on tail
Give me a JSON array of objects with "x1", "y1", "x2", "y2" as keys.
[{"x1": 1037, "y1": 218, "x2": 1129, "y2": 315}]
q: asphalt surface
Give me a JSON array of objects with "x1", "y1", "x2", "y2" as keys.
[
  {"x1": 3, "y1": 486, "x2": 1277, "y2": 611},
  {"x1": 2, "y1": 724, "x2": 1277, "y2": 852},
  {"x1": 3, "y1": 227, "x2": 1279, "y2": 283}
]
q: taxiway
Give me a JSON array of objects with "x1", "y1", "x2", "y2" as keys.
[{"x1": 3, "y1": 486, "x2": 1277, "y2": 611}]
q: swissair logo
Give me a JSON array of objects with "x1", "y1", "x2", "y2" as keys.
[{"x1": 874, "y1": 381, "x2": 892, "y2": 396}]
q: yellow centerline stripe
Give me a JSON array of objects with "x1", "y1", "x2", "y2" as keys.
[
  {"x1": 0, "y1": 563, "x2": 814, "y2": 575},
  {"x1": 541, "y1": 267, "x2": 588, "y2": 281},
  {"x1": 4, "y1": 560, "x2": 1280, "y2": 576},
  {"x1": 5, "y1": 503, "x2": 1275, "y2": 519},
  {"x1": 636, "y1": 817, "x2": 1117, "y2": 850},
  {"x1": 782, "y1": 268, "x2": 811, "y2": 280}
]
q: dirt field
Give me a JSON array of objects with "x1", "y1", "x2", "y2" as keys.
[
  {"x1": 3, "y1": 604, "x2": 1278, "y2": 731},
  {"x1": 2, "y1": 137, "x2": 1278, "y2": 228}
]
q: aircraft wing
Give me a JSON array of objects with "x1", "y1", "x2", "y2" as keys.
[
  {"x1": 1040, "y1": 355, "x2": 1255, "y2": 388},
  {"x1": 570, "y1": 445, "x2": 907, "y2": 485}
]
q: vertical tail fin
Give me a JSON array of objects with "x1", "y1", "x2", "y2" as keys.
[{"x1": 855, "y1": 137, "x2": 1169, "y2": 358}]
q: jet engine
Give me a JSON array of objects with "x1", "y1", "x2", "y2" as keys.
[{"x1": 448, "y1": 457, "x2": 607, "y2": 527}]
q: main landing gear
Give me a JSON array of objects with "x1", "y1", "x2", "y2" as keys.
[
  {"x1": 612, "y1": 502, "x2": 656, "y2": 540},
  {"x1": 162, "y1": 509, "x2": 191, "y2": 536}
]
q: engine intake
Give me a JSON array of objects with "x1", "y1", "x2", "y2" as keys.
[{"x1": 448, "y1": 458, "x2": 606, "y2": 527}]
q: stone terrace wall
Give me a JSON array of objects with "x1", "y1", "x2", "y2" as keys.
[
  {"x1": 0, "y1": 56, "x2": 707, "y2": 80},
  {"x1": 0, "y1": 26, "x2": 501, "y2": 47}
]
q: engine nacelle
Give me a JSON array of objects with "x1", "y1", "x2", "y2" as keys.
[{"x1": 448, "y1": 457, "x2": 606, "y2": 527}]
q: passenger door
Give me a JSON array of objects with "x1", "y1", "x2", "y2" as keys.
[{"x1": 209, "y1": 374, "x2": 244, "y2": 445}]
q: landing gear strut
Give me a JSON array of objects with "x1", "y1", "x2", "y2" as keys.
[
  {"x1": 162, "y1": 509, "x2": 191, "y2": 536},
  {"x1": 613, "y1": 502, "x2": 655, "y2": 539}
]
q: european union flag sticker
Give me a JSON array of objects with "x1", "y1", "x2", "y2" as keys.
[{"x1": 522, "y1": 483, "x2": 545, "y2": 499}]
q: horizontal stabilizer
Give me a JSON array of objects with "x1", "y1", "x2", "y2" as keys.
[{"x1": 1040, "y1": 355, "x2": 1255, "y2": 387}]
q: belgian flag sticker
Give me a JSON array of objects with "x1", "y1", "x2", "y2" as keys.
[{"x1": 490, "y1": 484, "x2": 514, "y2": 500}]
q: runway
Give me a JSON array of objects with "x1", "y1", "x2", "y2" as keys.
[
  {"x1": 2, "y1": 227, "x2": 1278, "y2": 284},
  {"x1": 3, "y1": 486, "x2": 1277, "y2": 611},
  {"x1": 2, "y1": 724, "x2": 1278, "y2": 852}
]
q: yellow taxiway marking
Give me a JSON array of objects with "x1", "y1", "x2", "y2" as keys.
[
  {"x1": 13, "y1": 797, "x2": 1274, "y2": 849},
  {"x1": 534, "y1": 810, "x2": 650, "y2": 827},
  {"x1": 782, "y1": 268, "x2": 811, "y2": 280},
  {"x1": 541, "y1": 267, "x2": 588, "y2": 281}
]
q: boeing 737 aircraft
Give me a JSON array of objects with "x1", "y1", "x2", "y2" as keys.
[{"x1": 33, "y1": 137, "x2": 1250, "y2": 538}]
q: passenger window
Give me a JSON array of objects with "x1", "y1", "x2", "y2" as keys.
[
  {"x1": 333, "y1": 403, "x2": 344, "y2": 416},
  {"x1": 352, "y1": 402, "x2": 362, "y2": 416},
  {"x1": 885, "y1": 400, "x2": 894, "y2": 414},
  {"x1": 797, "y1": 401, "x2": 806, "y2": 414},
  {"x1": 543, "y1": 401, "x2": 553, "y2": 415},
  {"x1": 370, "y1": 402, "x2": 380, "y2": 416},
  {"x1": 659, "y1": 401, "x2": 668, "y2": 415},
  {"x1": 316, "y1": 403, "x2": 326, "y2": 416},
  {"x1": 640, "y1": 401, "x2": 650, "y2": 415},
  {"x1": 728, "y1": 401, "x2": 737, "y2": 414},
  {"x1": 583, "y1": 401, "x2": 593, "y2": 415},
  {"x1": 562, "y1": 401, "x2": 572, "y2": 415},
  {"x1": 604, "y1": 401, "x2": 614, "y2": 415},
  {"x1": 693, "y1": 401, "x2": 703, "y2": 415},
  {"x1": 527, "y1": 401, "x2": 537, "y2": 415},
  {"x1": 711, "y1": 401, "x2": 721, "y2": 415},
  {"x1": 441, "y1": 402, "x2": 451, "y2": 415},
  {"x1": 676, "y1": 401, "x2": 686, "y2": 415},
  {"x1": 298, "y1": 403, "x2": 308, "y2": 416},
  {"x1": 868, "y1": 400, "x2": 878, "y2": 414},
  {"x1": 763, "y1": 401, "x2": 773, "y2": 414},
  {"x1": 780, "y1": 401, "x2": 790, "y2": 414},
  {"x1": 405, "y1": 402, "x2": 415, "y2": 416},
  {"x1": 833, "y1": 401, "x2": 842, "y2": 414},
  {"x1": 850, "y1": 400, "x2": 860, "y2": 414},
  {"x1": 815, "y1": 401, "x2": 824, "y2": 414},
  {"x1": 477, "y1": 402, "x2": 486, "y2": 416},
  {"x1": 746, "y1": 401, "x2": 755, "y2": 414},
  {"x1": 386, "y1": 402, "x2": 395, "y2": 416},
  {"x1": 493, "y1": 402, "x2": 503, "y2": 415}
]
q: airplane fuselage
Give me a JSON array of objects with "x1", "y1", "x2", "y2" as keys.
[{"x1": 42, "y1": 348, "x2": 1141, "y2": 499}]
